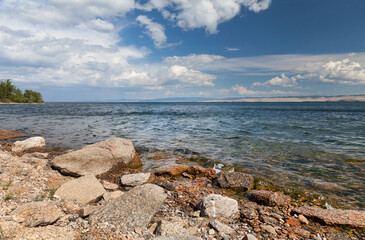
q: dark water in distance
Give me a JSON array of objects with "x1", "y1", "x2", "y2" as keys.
[{"x1": 0, "y1": 102, "x2": 364, "y2": 208}]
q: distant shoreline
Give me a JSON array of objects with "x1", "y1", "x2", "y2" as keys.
[{"x1": 204, "y1": 95, "x2": 365, "y2": 103}]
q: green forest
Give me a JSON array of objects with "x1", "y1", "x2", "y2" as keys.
[{"x1": 0, "y1": 79, "x2": 44, "y2": 103}]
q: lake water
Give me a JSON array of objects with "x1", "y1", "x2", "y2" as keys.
[{"x1": 0, "y1": 102, "x2": 364, "y2": 208}]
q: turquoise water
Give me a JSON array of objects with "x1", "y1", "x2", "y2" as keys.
[{"x1": 0, "y1": 102, "x2": 364, "y2": 208}]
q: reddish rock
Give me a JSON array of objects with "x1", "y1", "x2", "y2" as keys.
[
  {"x1": 293, "y1": 206, "x2": 365, "y2": 228},
  {"x1": 0, "y1": 129, "x2": 23, "y2": 140},
  {"x1": 154, "y1": 164, "x2": 189, "y2": 176},
  {"x1": 187, "y1": 166, "x2": 217, "y2": 179},
  {"x1": 217, "y1": 172, "x2": 254, "y2": 190},
  {"x1": 286, "y1": 218, "x2": 301, "y2": 227},
  {"x1": 247, "y1": 190, "x2": 291, "y2": 207}
]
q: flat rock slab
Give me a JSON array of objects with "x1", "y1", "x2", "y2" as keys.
[
  {"x1": 0, "y1": 129, "x2": 23, "y2": 140},
  {"x1": 293, "y1": 206, "x2": 365, "y2": 228},
  {"x1": 154, "y1": 220, "x2": 202, "y2": 240},
  {"x1": 217, "y1": 172, "x2": 254, "y2": 190},
  {"x1": 90, "y1": 184, "x2": 166, "y2": 231},
  {"x1": 120, "y1": 172, "x2": 151, "y2": 186},
  {"x1": 12, "y1": 201, "x2": 63, "y2": 227},
  {"x1": 209, "y1": 220, "x2": 236, "y2": 235},
  {"x1": 14, "y1": 226, "x2": 76, "y2": 240},
  {"x1": 154, "y1": 164, "x2": 190, "y2": 176},
  {"x1": 12, "y1": 136, "x2": 46, "y2": 152},
  {"x1": 51, "y1": 138, "x2": 142, "y2": 177},
  {"x1": 54, "y1": 174, "x2": 106, "y2": 204},
  {"x1": 247, "y1": 190, "x2": 291, "y2": 207},
  {"x1": 197, "y1": 194, "x2": 239, "y2": 219}
]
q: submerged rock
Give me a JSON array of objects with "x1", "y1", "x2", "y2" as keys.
[
  {"x1": 54, "y1": 174, "x2": 106, "y2": 204},
  {"x1": 197, "y1": 194, "x2": 239, "y2": 219},
  {"x1": 293, "y1": 206, "x2": 365, "y2": 228},
  {"x1": 120, "y1": 172, "x2": 151, "y2": 186},
  {"x1": 89, "y1": 184, "x2": 166, "y2": 231},
  {"x1": 12, "y1": 201, "x2": 63, "y2": 227},
  {"x1": 0, "y1": 129, "x2": 23, "y2": 140},
  {"x1": 51, "y1": 138, "x2": 142, "y2": 176},
  {"x1": 12, "y1": 136, "x2": 46, "y2": 153},
  {"x1": 217, "y1": 172, "x2": 254, "y2": 190},
  {"x1": 247, "y1": 190, "x2": 291, "y2": 207}
]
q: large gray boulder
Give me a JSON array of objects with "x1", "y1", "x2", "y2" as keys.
[
  {"x1": 197, "y1": 194, "x2": 239, "y2": 219},
  {"x1": 217, "y1": 172, "x2": 254, "y2": 190},
  {"x1": 54, "y1": 175, "x2": 106, "y2": 204},
  {"x1": 12, "y1": 201, "x2": 63, "y2": 227},
  {"x1": 51, "y1": 138, "x2": 142, "y2": 176},
  {"x1": 293, "y1": 206, "x2": 365, "y2": 228},
  {"x1": 12, "y1": 137, "x2": 46, "y2": 153},
  {"x1": 89, "y1": 184, "x2": 166, "y2": 231}
]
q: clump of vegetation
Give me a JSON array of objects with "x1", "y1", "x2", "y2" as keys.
[
  {"x1": 2, "y1": 180, "x2": 13, "y2": 190},
  {"x1": 49, "y1": 188, "x2": 57, "y2": 200},
  {"x1": 0, "y1": 79, "x2": 43, "y2": 103},
  {"x1": 3, "y1": 193, "x2": 13, "y2": 201}
]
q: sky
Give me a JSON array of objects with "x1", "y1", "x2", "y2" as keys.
[{"x1": 0, "y1": 0, "x2": 365, "y2": 101}]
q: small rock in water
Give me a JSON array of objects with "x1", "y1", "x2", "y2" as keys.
[{"x1": 247, "y1": 190, "x2": 291, "y2": 207}]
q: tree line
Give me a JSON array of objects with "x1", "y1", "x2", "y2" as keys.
[{"x1": 0, "y1": 79, "x2": 44, "y2": 103}]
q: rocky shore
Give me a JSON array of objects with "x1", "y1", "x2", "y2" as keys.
[{"x1": 0, "y1": 131, "x2": 364, "y2": 240}]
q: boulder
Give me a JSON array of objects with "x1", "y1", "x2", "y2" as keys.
[
  {"x1": 14, "y1": 225, "x2": 76, "y2": 240},
  {"x1": 247, "y1": 190, "x2": 291, "y2": 207},
  {"x1": 89, "y1": 184, "x2": 166, "y2": 231},
  {"x1": 154, "y1": 164, "x2": 190, "y2": 176},
  {"x1": 103, "y1": 191, "x2": 124, "y2": 201},
  {"x1": 154, "y1": 220, "x2": 202, "y2": 240},
  {"x1": 217, "y1": 172, "x2": 254, "y2": 190},
  {"x1": 12, "y1": 201, "x2": 63, "y2": 227},
  {"x1": 54, "y1": 174, "x2": 106, "y2": 204},
  {"x1": 12, "y1": 137, "x2": 46, "y2": 152},
  {"x1": 0, "y1": 221, "x2": 22, "y2": 239},
  {"x1": 120, "y1": 173, "x2": 151, "y2": 186},
  {"x1": 197, "y1": 194, "x2": 239, "y2": 219},
  {"x1": 293, "y1": 206, "x2": 365, "y2": 228},
  {"x1": 51, "y1": 138, "x2": 142, "y2": 177}
]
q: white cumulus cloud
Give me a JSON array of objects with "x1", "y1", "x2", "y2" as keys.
[
  {"x1": 253, "y1": 73, "x2": 302, "y2": 87},
  {"x1": 319, "y1": 58, "x2": 365, "y2": 84},
  {"x1": 136, "y1": 15, "x2": 167, "y2": 48}
]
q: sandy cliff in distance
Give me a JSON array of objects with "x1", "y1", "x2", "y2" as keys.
[{"x1": 206, "y1": 95, "x2": 365, "y2": 103}]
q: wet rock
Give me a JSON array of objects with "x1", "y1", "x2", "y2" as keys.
[
  {"x1": 247, "y1": 190, "x2": 291, "y2": 207},
  {"x1": 12, "y1": 201, "x2": 63, "y2": 227},
  {"x1": 89, "y1": 184, "x2": 166, "y2": 231},
  {"x1": 12, "y1": 136, "x2": 46, "y2": 153},
  {"x1": 54, "y1": 174, "x2": 106, "y2": 204},
  {"x1": 154, "y1": 163, "x2": 190, "y2": 176},
  {"x1": 156, "y1": 181, "x2": 175, "y2": 191},
  {"x1": 120, "y1": 172, "x2": 150, "y2": 187},
  {"x1": 242, "y1": 234, "x2": 258, "y2": 240},
  {"x1": 187, "y1": 166, "x2": 217, "y2": 179},
  {"x1": 51, "y1": 138, "x2": 142, "y2": 177},
  {"x1": 0, "y1": 129, "x2": 23, "y2": 140},
  {"x1": 103, "y1": 190, "x2": 124, "y2": 201},
  {"x1": 209, "y1": 220, "x2": 236, "y2": 235},
  {"x1": 293, "y1": 206, "x2": 365, "y2": 228},
  {"x1": 14, "y1": 225, "x2": 76, "y2": 240},
  {"x1": 197, "y1": 194, "x2": 239, "y2": 219},
  {"x1": 154, "y1": 220, "x2": 202, "y2": 240},
  {"x1": 217, "y1": 172, "x2": 254, "y2": 190}
]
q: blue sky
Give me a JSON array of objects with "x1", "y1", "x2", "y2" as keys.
[{"x1": 0, "y1": 0, "x2": 365, "y2": 101}]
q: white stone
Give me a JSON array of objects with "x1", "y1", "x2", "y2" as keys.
[
  {"x1": 197, "y1": 194, "x2": 239, "y2": 219},
  {"x1": 12, "y1": 137, "x2": 46, "y2": 152},
  {"x1": 120, "y1": 173, "x2": 150, "y2": 186}
]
